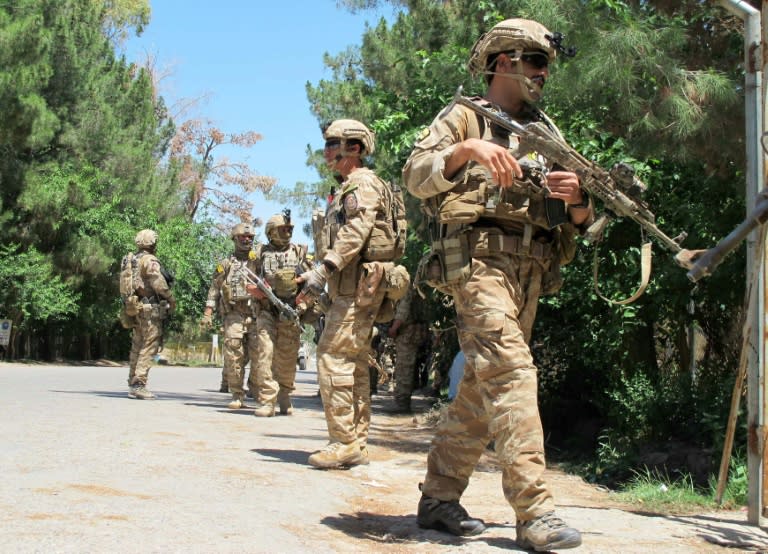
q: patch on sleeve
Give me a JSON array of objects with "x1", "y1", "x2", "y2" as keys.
[
  {"x1": 343, "y1": 193, "x2": 359, "y2": 213},
  {"x1": 216, "y1": 263, "x2": 224, "y2": 273},
  {"x1": 417, "y1": 127, "x2": 430, "y2": 141}
]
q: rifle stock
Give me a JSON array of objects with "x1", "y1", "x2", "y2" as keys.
[{"x1": 450, "y1": 86, "x2": 695, "y2": 268}]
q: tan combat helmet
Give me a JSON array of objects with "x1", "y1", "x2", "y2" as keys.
[
  {"x1": 230, "y1": 222, "x2": 255, "y2": 253},
  {"x1": 468, "y1": 18, "x2": 557, "y2": 102},
  {"x1": 134, "y1": 229, "x2": 158, "y2": 250},
  {"x1": 323, "y1": 119, "x2": 375, "y2": 157},
  {"x1": 265, "y1": 213, "x2": 293, "y2": 247}
]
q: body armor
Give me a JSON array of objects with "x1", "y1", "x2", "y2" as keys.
[{"x1": 260, "y1": 244, "x2": 306, "y2": 301}]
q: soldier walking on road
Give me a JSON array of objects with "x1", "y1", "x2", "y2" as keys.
[
  {"x1": 200, "y1": 223, "x2": 260, "y2": 410},
  {"x1": 120, "y1": 229, "x2": 176, "y2": 400},
  {"x1": 297, "y1": 119, "x2": 409, "y2": 469},
  {"x1": 249, "y1": 211, "x2": 311, "y2": 417},
  {"x1": 402, "y1": 18, "x2": 593, "y2": 551}
]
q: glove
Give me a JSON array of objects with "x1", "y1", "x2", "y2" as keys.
[
  {"x1": 200, "y1": 312, "x2": 213, "y2": 330},
  {"x1": 298, "y1": 264, "x2": 332, "y2": 296}
]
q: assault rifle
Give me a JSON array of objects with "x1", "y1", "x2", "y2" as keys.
[
  {"x1": 240, "y1": 265, "x2": 300, "y2": 324},
  {"x1": 450, "y1": 86, "x2": 695, "y2": 268}
]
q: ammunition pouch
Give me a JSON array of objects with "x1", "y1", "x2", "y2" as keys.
[
  {"x1": 269, "y1": 267, "x2": 298, "y2": 298},
  {"x1": 416, "y1": 232, "x2": 472, "y2": 295},
  {"x1": 118, "y1": 309, "x2": 137, "y2": 329},
  {"x1": 382, "y1": 264, "x2": 411, "y2": 301},
  {"x1": 361, "y1": 219, "x2": 398, "y2": 261},
  {"x1": 123, "y1": 294, "x2": 141, "y2": 317}
]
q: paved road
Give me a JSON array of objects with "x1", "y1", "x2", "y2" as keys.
[{"x1": 2, "y1": 361, "x2": 768, "y2": 553}]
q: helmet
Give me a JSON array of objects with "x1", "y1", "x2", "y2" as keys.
[
  {"x1": 468, "y1": 19, "x2": 556, "y2": 102},
  {"x1": 265, "y1": 213, "x2": 293, "y2": 247},
  {"x1": 134, "y1": 229, "x2": 158, "y2": 249},
  {"x1": 230, "y1": 223, "x2": 255, "y2": 239},
  {"x1": 323, "y1": 119, "x2": 375, "y2": 156},
  {"x1": 230, "y1": 222, "x2": 255, "y2": 252}
]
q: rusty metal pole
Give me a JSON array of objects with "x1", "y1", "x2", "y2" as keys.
[{"x1": 716, "y1": 0, "x2": 764, "y2": 526}]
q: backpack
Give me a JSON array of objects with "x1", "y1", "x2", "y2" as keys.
[{"x1": 119, "y1": 252, "x2": 144, "y2": 301}]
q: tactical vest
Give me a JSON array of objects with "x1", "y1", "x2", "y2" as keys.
[
  {"x1": 259, "y1": 243, "x2": 307, "y2": 300},
  {"x1": 426, "y1": 98, "x2": 564, "y2": 231},
  {"x1": 222, "y1": 256, "x2": 253, "y2": 305}
]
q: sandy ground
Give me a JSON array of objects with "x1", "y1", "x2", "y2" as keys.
[{"x1": 1, "y1": 359, "x2": 767, "y2": 553}]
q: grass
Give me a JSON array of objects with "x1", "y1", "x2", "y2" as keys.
[{"x1": 615, "y1": 464, "x2": 748, "y2": 513}]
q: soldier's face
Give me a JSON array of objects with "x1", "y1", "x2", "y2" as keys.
[{"x1": 235, "y1": 234, "x2": 253, "y2": 248}]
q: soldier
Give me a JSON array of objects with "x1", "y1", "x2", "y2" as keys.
[
  {"x1": 387, "y1": 286, "x2": 430, "y2": 413},
  {"x1": 402, "y1": 18, "x2": 593, "y2": 552},
  {"x1": 297, "y1": 119, "x2": 407, "y2": 469},
  {"x1": 200, "y1": 223, "x2": 260, "y2": 410},
  {"x1": 249, "y1": 211, "x2": 311, "y2": 417},
  {"x1": 122, "y1": 229, "x2": 176, "y2": 400}
]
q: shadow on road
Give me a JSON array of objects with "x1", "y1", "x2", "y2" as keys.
[{"x1": 252, "y1": 448, "x2": 310, "y2": 466}]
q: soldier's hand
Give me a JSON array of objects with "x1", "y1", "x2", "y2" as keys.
[
  {"x1": 246, "y1": 283, "x2": 266, "y2": 299},
  {"x1": 449, "y1": 138, "x2": 523, "y2": 189},
  {"x1": 297, "y1": 264, "x2": 331, "y2": 296}
]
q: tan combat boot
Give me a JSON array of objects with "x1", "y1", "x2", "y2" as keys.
[
  {"x1": 277, "y1": 390, "x2": 293, "y2": 415},
  {"x1": 128, "y1": 384, "x2": 156, "y2": 400},
  {"x1": 308, "y1": 441, "x2": 364, "y2": 469},
  {"x1": 516, "y1": 512, "x2": 581, "y2": 551},
  {"x1": 227, "y1": 393, "x2": 245, "y2": 410},
  {"x1": 253, "y1": 402, "x2": 275, "y2": 417}
]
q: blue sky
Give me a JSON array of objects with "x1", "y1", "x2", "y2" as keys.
[{"x1": 123, "y1": 1, "x2": 396, "y2": 242}]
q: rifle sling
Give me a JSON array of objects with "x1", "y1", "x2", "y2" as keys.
[{"x1": 592, "y1": 241, "x2": 652, "y2": 305}]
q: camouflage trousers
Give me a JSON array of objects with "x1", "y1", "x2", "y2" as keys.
[
  {"x1": 253, "y1": 308, "x2": 302, "y2": 405},
  {"x1": 128, "y1": 308, "x2": 164, "y2": 387},
  {"x1": 421, "y1": 252, "x2": 556, "y2": 521},
  {"x1": 316, "y1": 290, "x2": 385, "y2": 446},
  {"x1": 394, "y1": 322, "x2": 428, "y2": 404},
  {"x1": 222, "y1": 311, "x2": 259, "y2": 396}
]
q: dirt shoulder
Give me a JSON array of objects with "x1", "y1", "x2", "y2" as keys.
[{"x1": 0, "y1": 361, "x2": 766, "y2": 553}]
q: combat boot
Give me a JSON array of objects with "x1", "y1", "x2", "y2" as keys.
[
  {"x1": 128, "y1": 385, "x2": 156, "y2": 400},
  {"x1": 253, "y1": 402, "x2": 275, "y2": 417},
  {"x1": 218, "y1": 381, "x2": 229, "y2": 393},
  {"x1": 277, "y1": 390, "x2": 293, "y2": 415},
  {"x1": 227, "y1": 393, "x2": 245, "y2": 410},
  {"x1": 516, "y1": 511, "x2": 582, "y2": 552},
  {"x1": 417, "y1": 494, "x2": 486, "y2": 536},
  {"x1": 308, "y1": 441, "x2": 365, "y2": 469}
]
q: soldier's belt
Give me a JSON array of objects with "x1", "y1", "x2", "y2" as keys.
[{"x1": 468, "y1": 229, "x2": 552, "y2": 260}]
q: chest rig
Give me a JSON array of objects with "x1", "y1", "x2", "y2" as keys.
[{"x1": 259, "y1": 243, "x2": 306, "y2": 300}]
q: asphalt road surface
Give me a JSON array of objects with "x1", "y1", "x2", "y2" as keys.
[{"x1": 1, "y1": 360, "x2": 768, "y2": 553}]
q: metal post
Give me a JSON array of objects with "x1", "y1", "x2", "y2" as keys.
[{"x1": 716, "y1": 0, "x2": 765, "y2": 526}]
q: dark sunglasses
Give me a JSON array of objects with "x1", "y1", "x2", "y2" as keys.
[
  {"x1": 520, "y1": 52, "x2": 550, "y2": 69},
  {"x1": 324, "y1": 139, "x2": 341, "y2": 150}
]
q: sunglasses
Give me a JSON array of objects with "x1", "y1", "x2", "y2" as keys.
[
  {"x1": 324, "y1": 139, "x2": 341, "y2": 150},
  {"x1": 520, "y1": 52, "x2": 550, "y2": 69}
]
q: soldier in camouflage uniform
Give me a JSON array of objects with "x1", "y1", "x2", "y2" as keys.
[
  {"x1": 125, "y1": 229, "x2": 176, "y2": 400},
  {"x1": 201, "y1": 223, "x2": 260, "y2": 410},
  {"x1": 298, "y1": 119, "x2": 407, "y2": 469},
  {"x1": 402, "y1": 18, "x2": 593, "y2": 552},
  {"x1": 387, "y1": 286, "x2": 429, "y2": 412},
  {"x1": 249, "y1": 212, "x2": 311, "y2": 417}
]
